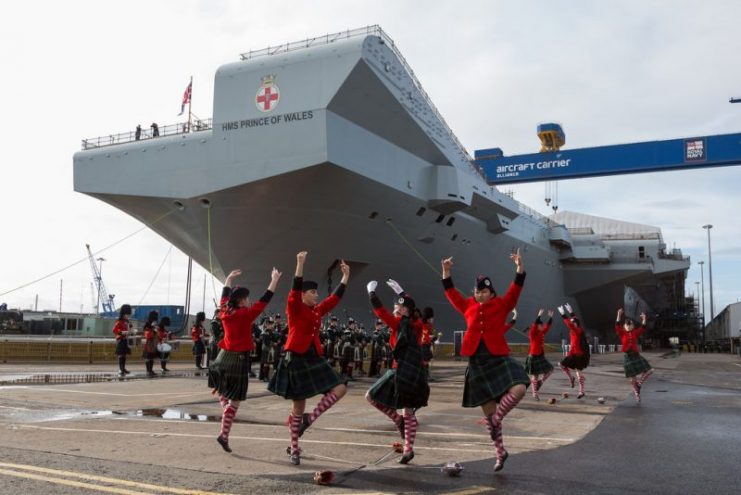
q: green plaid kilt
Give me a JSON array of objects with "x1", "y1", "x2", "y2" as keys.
[
  {"x1": 208, "y1": 349, "x2": 251, "y2": 401},
  {"x1": 192, "y1": 340, "x2": 206, "y2": 356},
  {"x1": 623, "y1": 351, "x2": 652, "y2": 377},
  {"x1": 115, "y1": 339, "x2": 131, "y2": 356},
  {"x1": 524, "y1": 353, "x2": 553, "y2": 376},
  {"x1": 560, "y1": 353, "x2": 589, "y2": 370},
  {"x1": 463, "y1": 343, "x2": 530, "y2": 407},
  {"x1": 268, "y1": 347, "x2": 347, "y2": 400}
]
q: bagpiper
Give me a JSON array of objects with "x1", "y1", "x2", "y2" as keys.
[
  {"x1": 616, "y1": 308, "x2": 653, "y2": 403},
  {"x1": 524, "y1": 309, "x2": 555, "y2": 400},
  {"x1": 268, "y1": 251, "x2": 350, "y2": 466},
  {"x1": 211, "y1": 267, "x2": 281, "y2": 453},
  {"x1": 113, "y1": 304, "x2": 132, "y2": 376},
  {"x1": 441, "y1": 250, "x2": 528, "y2": 472},
  {"x1": 366, "y1": 279, "x2": 429, "y2": 464},
  {"x1": 191, "y1": 311, "x2": 207, "y2": 369}
]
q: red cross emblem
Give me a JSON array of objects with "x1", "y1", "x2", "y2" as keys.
[{"x1": 256, "y1": 76, "x2": 280, "y2": 112}]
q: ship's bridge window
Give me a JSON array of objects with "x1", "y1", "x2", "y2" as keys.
[
  {"x1": 416, "y1": 207, "x2": 426, "y2": 216},
  {"x1": 435, "y1": 214, "x2": 445, "y2": 223},
  {"x1": 638, "y1": 246, "x2": 645, "y2": 259},
  {"x1": 446, "y1": 217, "x2": 456, "y2": 227}
]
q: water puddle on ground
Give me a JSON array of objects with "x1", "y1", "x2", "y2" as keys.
[{"x1": 110, "y1": 408, "x2": 221, "y2": 422}]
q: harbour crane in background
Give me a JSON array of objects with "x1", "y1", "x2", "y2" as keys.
[{"x1": 86, "y1": 244, "x2": 115, "y2": 315}]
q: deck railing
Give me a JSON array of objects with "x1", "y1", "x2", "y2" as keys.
[{"x1": 81, "y1": 118, "x2": 213, "y2": 150}]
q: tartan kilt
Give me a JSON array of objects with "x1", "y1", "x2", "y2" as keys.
[
  {"x1": 421, "y1": 344, "x2": 434, "y2": 362},
  {"x1": 463, "y1": 344, "x2": 529, "y2": 407},
  {"x1": 268, "y1": 347, "x2": 347, "y2": 400},
  {"x1": 623, "y1": 351, "x2": 652, "y2": 377},
  {"x1": 560, "y1": 353, "x2": 589, "y2": 370},
  {"x1": 367, "y1": 370, "x2": 401, "y2": 409},
  {"x1": 524, "y1": 353, "x2": 553, "y2": 375},
  {"x1": 208, "y1": 349, "x2": 251, "y2": 401},
  {"x1": 192, "y1": 340, "x2": 206, "y2": 356},
  {"x1": 207, "y1": 341, "x2": 220, "y2": 362},
  {"x1": 115, "y1": 339, "x2": 131, "y2": 356}
]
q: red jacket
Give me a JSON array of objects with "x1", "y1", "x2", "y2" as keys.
[
  {"x1": 219, "y1": 287, "x2": 272, "y2": 352},
  {"x1": 112, "y1": 319, "x2": 129, "y2": 341},
  {"x1": 373, "y1": 306, "x2": 423, "y2": 349},
  {"x1": 191, "y1": 324, "x2": 204, "y2": 342},
  {"x1": 421, "y1": 322, "x2": 433, "y2": 345},
  {"x1": 528, "y1": 318, "x2": 552, "y2": 355},
  {"x1": 156, "y1": 327, "x2": 171, "y2": 343},
  {"x1": 615, "y1": 324, "x2": 645, "y2": 353},
  {"x1": 443, "y1": 273, "x2": 525, "y2": 356},
  {"x1": 563, "y1": 317, "x2": 584, "y2": 355},
  {"x1": 285, "y1": 277, "x2": 344, "y2": 354}
]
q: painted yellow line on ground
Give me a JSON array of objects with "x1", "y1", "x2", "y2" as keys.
[
  {"x1": 0, "y1": 462, "x2": 233, "y2": 495},
  {"x1": 108, "y1": 416, "x2": 577, "y2": 443},
  {"x1": 0, "y1": 467, "x2": 154, "y2": 495},
  {"x1": 18, "y1": 424, "x2": 495, "y2": 454},
  {"x1": 442, "y1": 486, "x2": 494, "y2": 495}
]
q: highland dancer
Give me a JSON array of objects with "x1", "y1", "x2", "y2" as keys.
[
  {"x1": 616, "y1": 308, "x2": 653, "y2": 403},
  {"x1": 211, "y1": 267, "x2": 281, "y2": 453},
  {"x1": 557, "y1": 303, "x2": 590, "y2": 399},
  {"x1": 441, "y1": 249, "x2": 528, "y2": 472},
  {"x1": 524, "y1": 309, "x2": 555, "y2": 400},
  {"x1": 268, "y1": 251, "x2": 350, "y2": 466},
  {"x1": 112, "y1": 304, "x2": 132, "y2": 376},
  {"x1": 366, "y1": 279, "x2": 430, "y2": 464}
]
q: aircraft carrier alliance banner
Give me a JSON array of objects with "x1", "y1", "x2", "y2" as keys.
[{"x1": 475, "y1": 132, "x2": 741, "y2": 184}]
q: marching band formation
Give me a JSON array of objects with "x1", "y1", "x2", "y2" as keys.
[{"x1": 112, "y1": 249, "x2": 653, "y2": 472}]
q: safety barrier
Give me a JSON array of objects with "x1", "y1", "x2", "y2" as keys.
[{"x1": 0, "y1": 339, "x2": 194, "y2": 364}]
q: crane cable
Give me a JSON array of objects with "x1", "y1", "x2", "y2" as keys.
[{"x1": 0, "y1": 209, "x2": 177, "y2": 298}]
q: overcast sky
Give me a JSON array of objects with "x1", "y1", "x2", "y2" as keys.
[{"x1": 1, "y1": 0, "x2": 739, "y2": 322}]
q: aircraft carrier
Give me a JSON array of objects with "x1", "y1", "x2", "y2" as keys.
[{"x1": 72, "y1": 26, "x2": 689, "y2": 341}]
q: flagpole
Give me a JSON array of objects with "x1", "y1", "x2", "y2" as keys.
[{"x1": 187, "y1": 76, "x2": 193, "y2": 132}]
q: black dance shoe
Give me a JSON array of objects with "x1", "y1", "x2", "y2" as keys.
[
  {"x1": 399, "y1": 450, "x2": 415, "y2": 464},
  {"x1": 217, "y1": 435, "x2": 232, "y2": 453},
  {"x1": 494, "y1": 450, "x2": 509, "y2": 472},
  {"x1": 298, "y1": 413, "x2": 311, "y2": 437}
]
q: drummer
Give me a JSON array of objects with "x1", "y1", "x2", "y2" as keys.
[{"x1": 157, "y1": 316, "x2": 173, "y2": 374}]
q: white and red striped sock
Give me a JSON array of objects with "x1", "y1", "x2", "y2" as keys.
[
  {"x1": 369, "y1": 399, "x2": 401, "y2": 425},
  {"x1": 220, "y1": 404, "x2": 238, "y2": 440},
  {"x1": 289, "y1": 412, "x2": 302, "y2": 454},
  {"x1": 530, "y1": 377, "x2": 539, "y2": 399},
  {"x1": 493, "y1": 392, "x2": 521, "y2": 424},
  {"x1": 309, "y1": 392, "x2": 340, "y2": 424},
  {"x1": 403, "y1": 410, "x2": 417, "y2": 454},
  {"x1": 577, "y1": 373, "x2": 586, "y2": 395},
  {"x1": 219, "y1": 395, "x2": 229, "y2": 410},
  {"x1": 560, "y1": 364, "x2": 574, "y2": 386},
  {"x1": 638, "y1": 369, "x2": 653, "y2": 386},
  {"x1": 486, "y1": 414, "x2": 506, "y2": 461},
  {"x1": 631, "y1": 377, "x2": 641, "y2": 401}
]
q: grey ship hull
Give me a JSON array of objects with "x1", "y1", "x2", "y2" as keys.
[{"x1": 74, "y1": 27, "x2": 688, "y2": 340}]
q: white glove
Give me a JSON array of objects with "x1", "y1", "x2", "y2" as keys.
[
  {"x1": 366, "y1": 281, "x2": 378, "y2": 294},
  {"x1": 564, "y1": 303, "x2": 573, "y2": 314},
  {"x1": 557, "y1": 305, "x2": 566, "y2": 316},
  {"x1": 386, "y1": 279, "x2": 404, "y2": 295},
  {"x1": 511, "y1": 308, "x2": 518, "y2": 320}
]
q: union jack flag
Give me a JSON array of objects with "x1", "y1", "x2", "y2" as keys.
[{"x1": 177, "y1": 80, "x2": 192, "y2": 116}]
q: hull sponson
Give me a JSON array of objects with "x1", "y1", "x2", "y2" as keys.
[{"x1": 74, "y1": 30, "x2": 688, "y2": 340}]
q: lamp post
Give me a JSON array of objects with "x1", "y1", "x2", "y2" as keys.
[
  {"x1": 96, "y1": 257, "x2": 106, "y2": 314},
  {"x1": 702, "y1": 225, "x2": 714, "y2": 321},
  {"x1": 698, "y1": 260, "x2": 705, "y2": 325}
]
